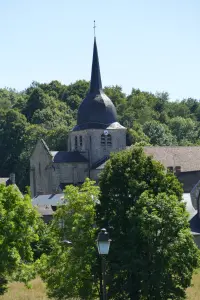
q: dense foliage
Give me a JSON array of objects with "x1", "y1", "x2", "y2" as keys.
[
  {"x1": 39, "y1": 148, "x2": 200, "y2": 299},
  {"x1": 96, "y1": 148, "x2": 199, "y2": 299},
  {"x1": 39, "y1": 179, "x2": 100, "y2": 300},
  {"x1": 1, "y1": 81, "x2": 200, "y2": 190},
  {"x1": 0, "y1": 184, "x2": 40, "y2": 293}
]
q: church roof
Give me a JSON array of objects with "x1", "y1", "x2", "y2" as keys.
[
  {"x1": 92, "y1": 156, "x2": 109, "y2": 169},
  {"x1": 73, "y1": 38, "x2": 117, "y2": 131},
  {"x1": 51, "y1": 151, "x2": 88, "y2": 163}
]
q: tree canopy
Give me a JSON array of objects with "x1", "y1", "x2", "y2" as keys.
[
  {"x1": 39, "y1": 179, "x2": 100, "y2": 300},
  {"x1": 0, "y1": 184, "x2": 40, "y2": 293},
  {"x1": 39, "y1": 148, "x2": 200, "y2": 299},
  {"x1": 1, "y1": 80, "x2": 200, "y2": 190},
  {"x1": 96, "y1": 147, "x2": 199, "y2": 299}
]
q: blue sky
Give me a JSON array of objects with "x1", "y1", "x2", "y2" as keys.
[{"x1": 0, "y1": 0, "x2": 199, "y2": 100}]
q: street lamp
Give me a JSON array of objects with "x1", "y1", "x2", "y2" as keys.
[{"x1": 97, "y1": 228, "x2": 111, "y2": 300}]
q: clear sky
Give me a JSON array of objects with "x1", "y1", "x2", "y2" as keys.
[{"x1": 0, "y1": 0, "x2": 199, "y2": 101}]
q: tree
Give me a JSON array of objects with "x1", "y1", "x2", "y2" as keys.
[
  {"x1": 0, "y1": 109, "x2": 28, "y2": 178},
  {"x1": 168, "y1": 117, "x2": 197, "y2": 143},
  {"x1": 104, "y1": 85, "x2": 126, "y2": 108},
  {"x1": 23, "y1": 88, "x2": 50, "y2": 120},
  {"x1": 0, "y1": 184, "x2": 39, "y2": 293},
  {"x1": 127, "y1": 191, "x2": 199, "y2": 300},
  {"x1": 40, "y1": 179, "x2": 100, "y2": 300},
  {"x1": 96, "y1": 147, "x2": 198, "y2": 299},
  {"x1": 126, "y1": 122, "x2": 150, "y2": 146},
  {"x1": 143, "y1": 120, "x2": 176, "y2": 145}
]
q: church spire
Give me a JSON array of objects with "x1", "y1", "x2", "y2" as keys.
[{"x1": 89, "y1": 36, "x2": 102, "y2": 93}]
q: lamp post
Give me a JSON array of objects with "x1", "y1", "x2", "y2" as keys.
[{"x1": 97, "y1": 228, "x2": 111, "y2": 300}]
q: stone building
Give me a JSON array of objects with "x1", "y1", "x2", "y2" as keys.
[
  {"x1": 31, "y1": 37, "x2": 200, "y2": 244},
  {"x1": 30, "y1": 37, "x2": 126, "y2": 198}
]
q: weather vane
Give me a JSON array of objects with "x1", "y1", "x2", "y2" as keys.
[{"x1": 93, "y1": 20, "x2": 96, "y2": 38}]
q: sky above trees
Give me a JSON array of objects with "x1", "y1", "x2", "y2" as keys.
[{"x1": 0, "y1": 0, "x2": 199, "y2": 101}]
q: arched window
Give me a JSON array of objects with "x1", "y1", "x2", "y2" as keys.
[
  {"x1": 107, "y1": 134, "x2": 112, "y2": 146},
  {"x1": 101, "y1": 134, "x2": 106, "y2": 146},
  {"x1": 80, "y1": 136, "x2": 83, "y2": 147},
  {"x1": 75, "y1": 136, "x2": 78, "y2": 150}
]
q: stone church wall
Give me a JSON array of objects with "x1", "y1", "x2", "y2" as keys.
[
  {"x1": 53, "y1": 162, "x2": 88, "y2": 186},
  {"x1": 30, "y1": 141, "x2": 53, "y2": 196},
  {"x1": 69, "y1": 128, "x2": 126, "y2": 165}
]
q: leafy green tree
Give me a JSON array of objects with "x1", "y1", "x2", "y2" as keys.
[
  {"x1": 23, "y1": 88, "x2": 50, "y2": 120},
  {"x1": 0, "y1": 184, "x2": 39, "y2": 293},
  {"x1": 61, "y1": 80, "x2": 89, "y2": 108},
  {"x1": 46, "y1": 125, "x2": 72, "y2": 151},
  {"x1": 168, "y1": 117, "x2": 197, "y2": 143},
  {"x1": 167, "y1": 101, "x2": 191, "y2": 118},
  {"x1": 0, "y1": 109, "x2": 28, "y2": 177},
  {"x1": 154, "y1": 92, "x2": 169, "y2": 113},
  {"x1": 127, "y1": 122, "x2": 150, "y2": 146},
  {"x1": 104, "y1": 85, "x2": 126, "y2": 108},
  {"x1": 40, "y1": 179, "x2": 100, "y2": 300},
  {"x1": 96, "y1": 147, "x2": 198, "y2": 299},
  {"x1": 31, "y1": 218, "x2": 54, "y2": 261},
  {"x1": 126, "y1": 191, "x2": 199, "y2": 300},
  {"x1": 143, "y1": 120, "x2": 176, "y2": 145},
  {"x1": 183, "y1": 98, "x2": 198, "y2": 114}
]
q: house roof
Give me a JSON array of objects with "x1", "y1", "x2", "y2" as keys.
[
  {"x1": 37, "y1": 206, "x2": 54, "y2": 216},
  {"x1": 144, "y1": 146, "x2": 200, "y2": 172},
  {"x1": 50, "y1": 151, "x2": 88, "y2": 163},
  {"x1": 32, "y1": 193, "x2": 65, "y2": 206},
  {"x1": 92, "y1": 156, "x2": 109, "y2": 170}
]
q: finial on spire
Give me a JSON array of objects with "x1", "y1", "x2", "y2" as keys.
[{"x1": 93, "y1": 20, "x2": 96, "y2": 38}]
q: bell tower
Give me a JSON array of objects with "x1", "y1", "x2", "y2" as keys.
[{"x1": 68, "y1": 34, "x2": 126, "y2": 177}]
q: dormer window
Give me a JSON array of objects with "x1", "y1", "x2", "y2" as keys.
[{"x1": 75, "y1": 136, "x2": 78, "y2": 150}]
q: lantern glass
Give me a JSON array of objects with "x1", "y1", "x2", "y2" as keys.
[{"x1": 97, "y1": 240, "x2": 110, "y2": 255}]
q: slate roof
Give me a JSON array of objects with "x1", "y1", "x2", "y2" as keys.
[
  {"x1": 50, "y1": 151, "x2": 88, "y2": 163},
  {"x1": 32, "y1": 193, "x2": 67, "y2": 217},
  {"x1": 144, "y1": 146, "x2": 200, "y2": 172},
  {"x1": 32, "y1": 193, "x2": 65, "y2": 206},
  {"x1": 73, "y1": 38, "x2": 117, "y2": 131},
  {"x1": 92, "y1": 156, "x2": 109, "y2": 170}
]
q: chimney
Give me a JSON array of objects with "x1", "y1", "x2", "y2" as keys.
[
  {"x1": 9, "y1": 173, "x2": 15, "y2": 184},
  {"x1": 175, "y1": 166, "x2": 181, "y2": 174}
]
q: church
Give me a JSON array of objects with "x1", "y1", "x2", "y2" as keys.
[
  {"x1": 31, "y1": 37, "x2": 200, "y2": 244},
  {"x1": 30, "y1": 37, "x2": 126, "y2": 198}
]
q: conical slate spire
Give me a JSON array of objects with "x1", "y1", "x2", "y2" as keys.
[
  {"x1": 89, "y1": 37, "x2": 102, "y2": 93},
  {"x1": 74, "y1": 37, "x2": 118, "y2": 131}
]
